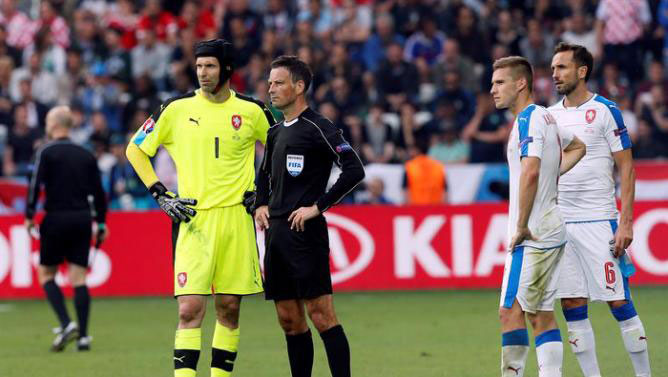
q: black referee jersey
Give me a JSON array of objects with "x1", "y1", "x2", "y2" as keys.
[
  {"x1": 25, "y1": 137, "x2": 107, "y2": 223},
  {"x1": 256, "y1": 107, "x2": 365, "y2": 217}
]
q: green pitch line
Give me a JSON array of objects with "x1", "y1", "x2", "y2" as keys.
[{"x1": 1, "y1": 288, "x2": 666, "y2": 376}]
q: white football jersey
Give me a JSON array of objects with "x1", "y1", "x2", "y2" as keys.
[
  {"x1": 549, "y1": 94, "x2": 632, "y2": 222},
  {"x1": 507, "y1": 104, "x2": 573, "y2": 249}
]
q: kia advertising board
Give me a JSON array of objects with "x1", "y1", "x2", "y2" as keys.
[{"x1": 1, "y1": 203, "x2": 667, "y2": 298}]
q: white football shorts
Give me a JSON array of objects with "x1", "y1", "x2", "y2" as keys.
[
  {"x1": 500, "y1": 243, "x2": 565, "y2": 313},
  {"x1": 556, "y1": 220, "x2": 630, "y2": 302}
]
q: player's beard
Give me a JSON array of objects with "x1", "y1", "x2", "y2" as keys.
[{"x1": 556, "y1": 79, "x2": 578, "y2": 95}]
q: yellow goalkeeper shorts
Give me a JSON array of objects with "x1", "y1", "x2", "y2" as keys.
[{"x1": 173, "y1": 204, "x2": 263, "y2": 296}]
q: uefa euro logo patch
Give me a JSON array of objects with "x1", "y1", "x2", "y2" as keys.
[
  {"x1": 286, "y1": 154, "x2": 304, "y2": 177},
  {"x1": 519, "y1": 136, "x2": 533, "y2": 148},
  {"x1": 336, "y1": 143, "x2": 352, "y2": 153},
  {"x1": 232, "y1": 115, "x2": 242, "y2": 130},
  {"x1": 141, "y1": 118, "x2": 155, "y2": 134}
]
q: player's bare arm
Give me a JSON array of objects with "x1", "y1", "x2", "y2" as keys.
[
  {"x1": 559, "y1": 136, "x2": 586, "y2": 175},
  {"x1": 509, "y1": 156, "x2": 539, "y2": 250},
  {"x1": 612, "y1": 149, "x2": 635, "y2": 256}
]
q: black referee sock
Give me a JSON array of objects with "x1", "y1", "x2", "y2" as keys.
[
  {"x1": 285, "y1": 329, "x2": 314, "y2": 377},
  {"x1": 42, "y1": 280, "x2": 71, "y2": 329},
  {"x1": 319, "y1": 325, "x2": 350, "y2": 377},
  {"x1": 73, "y1": 285, "x2": 90, "y2": 337}
]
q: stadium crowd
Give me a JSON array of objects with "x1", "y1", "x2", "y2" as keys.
[{"x1": 1, "y1": 0, "x2": 668, "y2": 209}]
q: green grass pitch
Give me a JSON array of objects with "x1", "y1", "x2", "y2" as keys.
[{"x1": 1, "y1": 288, "x2": 666, "y2": 376}]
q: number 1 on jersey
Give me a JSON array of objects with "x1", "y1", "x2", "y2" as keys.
[{"x1": 215, "y1": 137, "x2": 219, "y2": 158}]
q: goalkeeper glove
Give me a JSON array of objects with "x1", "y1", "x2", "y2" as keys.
[
  {"x1": 243, "y1": 191, "x2": 256, "y2": 215},
  {"x1": 149, "y1": 182, "x2": 197, "y2": 223}
]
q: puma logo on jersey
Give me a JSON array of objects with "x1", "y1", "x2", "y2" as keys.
[
  {"x1": 507, "y1": 366, "x2": 521, "y2": 375},
  {"x1": 189, "y1": 117, "x2": 200, "y2": 126},
  {"x1": 605, "y1": 285, "x2": 616, "y2": 293},
  {"x1": 569, "y1": 338, "x2": 579, "y2": 347},
  {"x1": 174, "y1": 355, "x2": 186, "y2": 363}
]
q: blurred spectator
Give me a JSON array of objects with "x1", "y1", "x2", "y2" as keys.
[
  {"x1": 170, "y1": 27, "x2": 197, "y2": 87},
  {"x1": 361, "y1": 103, "x2": 395, "y2": 164},
  {"x1": 68, "y1": 105, "x2": 91, "y2": 145},
  {"x1": 383, "y1": 0, "x2": 423, "y2": 37},
  {"x1": 131, "y1": 29, "x2": 172, "y2": 91},
  {"x1": 433, "y1": 70, "x2": 476, "y2": 127},
  {"x1": 137, "y1": 0, "x2": 178, "y2": 44},
  {"x1": 633, "y1": 120, "x2": 668, "y2": 158},
  {"x1": 481, "y1": 44, "x2": 510, "y2": 92},
  {"x1": 403, "y1": 137, "x2": 447, "y2": 204},
  {"x1": 596, "y1": 0, "x2": 651, "y2": 82},
  {"x1": 4, "y1": 104, "x2": 41, "y2": 177},
  {"x1": 298, "y1": 0, "x2": 333, "y2": 38},
  {"x1": 23, "y1": 25, "x2": 66, "y2": 75},
  {"x1": 428, "y1": 125, "x2": 469, "y2": 164},
  {"x1": 16, "y1": 78, "x2": 48, "y2": 129},
  {"x1": 0, "y1": 55, "x2": 13, "y2": 97},
  {"x1": 0, "y1": 24, "x2": 21, "y2": 67},
  {"x1": 122, "y1": 78, "x2": 160, "y2": 132},
  {"x1": 560, "y1": 11, "x2": 599, "y2": 61},
  {"x1": 10, "y1": 52, "x2": 58, "y2": 105},
  {"x1": 0, "y1": 0, "x2": 36, "y2": 48},
  {"x1": 102, "y1": 26, "x2": 132, "y2": 86},
  {"x1": 490, "y1": 10, "x2": 521, "y2": 56},
  {"x1": 55, "y1": 47, "x2": 86, "y2": 105},
  {"x1": 177, "y1": 0, "x2": 217, "y2": 40},
  {"x1": 332, "y1": 0, "x2": 372, "y2": 45},
  {"x1": 322, "y1": 76, "x2": 363, "y2": 118},
  {"x1": 376, "y1": 42, "x2": 419, "y2": 110},
  {"x1": 221, "y1": 0, "x2": 263, "y2": 45},
  {"x1": 462, "y1": 93, "x2": 510, "y2": 163},
  {"x1": 79, "y1": 61, "x2": 124, "y2": 132},
  {"x1": 635, "y1": 60, "x2": 668, "y2": 104},
  {"x1": 104, "y1": 0, "x2": 138, "y2": 50},
  {"x1": 639, "y1": 84, "x2": 668, "y2": 149},
  {"x1": 263, "y1": 0, "x2": 291, "y2": 38},
  {"x1": 451, "y1": 5, "x2": 488, "y2": 64},
  {"x1": 88, "y1": 110, "x2": 110, "y2": 150},
  {"x1": 35, "y1": 0, "x2": 70, "y2": 49},
  {"x1": 361, "y1": 12, "x2": 404, "y2": 72},
  {"x1": 616, "y1": 94, "x2": 638, "y2": 143},
  {"x1": 433, "y1": 39, "x2": 478, "y2": 93},
  {"x1": 359, "y1": 177, "x2": 393, "y2": 205},
  {"x1": 597, "y1": 62, "x2": 629, "y2": 100},
  {"x1": 229, "y1": 15, "x2": 259, "y2": 69},
  {"x1": 71, "y1": 9, "x2": 104, "y2": 66},
  {"x1": 108, "y1": 133, "x2": 152, "y2": 209},
  {"x1": 519, "y1": 19, "x2": 555, "y2": 67},
  {"x1": 404, "y1": 16, "x2": 445, "y2": 66}
]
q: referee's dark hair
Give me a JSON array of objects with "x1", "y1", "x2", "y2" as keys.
[
  {"x1": 270, "y1": 55, "x2": 313, "y2": 92},
  {"x1": 553, "y1": 42, "x2": 594, "y2": 82}
]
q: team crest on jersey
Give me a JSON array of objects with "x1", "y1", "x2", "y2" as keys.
[
  {"x1": 177, "y1": 272, "x2": 187, "y2": 287},
  {"x1": 286, "y1": 154, "x2": 304, "y2": 177},
  {"x1": 141, "y1": 118, "x2": 155, "y2": 134},
  {"x1": 231, "y1": 115, "x2": 242, "y2": 130},
  {"x1": 585, "y1": 109, "x2": 596, "y2": 124}
]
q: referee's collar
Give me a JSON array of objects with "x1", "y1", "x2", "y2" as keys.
[{"x1": 282, "y1": 107, "x2": 312, "y2": 127}]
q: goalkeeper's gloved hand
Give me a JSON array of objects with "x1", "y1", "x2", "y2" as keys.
[
  {"x1": 149, "y1": 182, "x2": 197, "y2": 223},
  {"x1": 243, "y1": 191, "x2": 256, "y2": 215}
]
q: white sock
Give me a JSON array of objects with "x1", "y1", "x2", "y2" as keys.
[
  {"x1": 501, "y1": 345, "x2": 529, "y2": 377},
  {"x1": 501, "y1": 329, "x2": 529, "y2": 377},
  {"x1": 535, "y1": 329, "x2": 562, "y2": 377},
  {"x1": 618, "y1": 316, "x2": 651, "y2": 377},
  {"x1": 566, "y1": 318, "x2": 601, "y2": 377}
]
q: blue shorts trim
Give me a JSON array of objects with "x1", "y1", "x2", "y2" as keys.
[{"x1": 503, "y1": 247, "x2": 524, "y2": 309}]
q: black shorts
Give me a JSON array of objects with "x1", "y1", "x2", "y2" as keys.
[
  {"x1": 264, "y1": 215, "x2": 332, "y2": 301},
  {"x1": 40, "y1": 211, "x2": 92, "y2": 267}
]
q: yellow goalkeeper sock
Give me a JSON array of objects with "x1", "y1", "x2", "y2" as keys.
[
  {"x1": 211, "y1": 322, "x2": 239, "y2": 377},
  {"x1": 174, "y1": 328, "x2": 201, "y2": 377}
]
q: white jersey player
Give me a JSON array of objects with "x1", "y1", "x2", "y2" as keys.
[
  {"x1": 492, "y1": 56, "x2": 586, "y2": 377},
  {"x1": 550, "y1": 42, "x2": 651, "y2": 377}
]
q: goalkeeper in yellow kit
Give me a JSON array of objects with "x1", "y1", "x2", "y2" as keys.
[{"x1": 126, "y1": 39, "x2": 274, "y2": 377}]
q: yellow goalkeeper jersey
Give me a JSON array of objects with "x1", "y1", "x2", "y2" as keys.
[{"x1": 131, "y1": 89, "x2": 275, "y2": 209}]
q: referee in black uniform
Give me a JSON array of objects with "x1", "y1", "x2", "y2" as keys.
[
  {"x1": 254, "y1": 56, "x2": 364, "y2": 377},
  {"x1": 25, "y1": 106, "x2": 108, "y2": 352}
]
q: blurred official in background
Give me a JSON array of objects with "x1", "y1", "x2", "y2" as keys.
[{"x1": 25, "y1": 106, "x2": 108, "y2": 352}]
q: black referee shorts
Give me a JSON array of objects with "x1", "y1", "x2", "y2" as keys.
[
  {"x1": 40, "y1": 211, "x2": 92, "y2": 267},
  {"x1": 264, "y1": 215, "x2": 332, "y2": 301}
]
